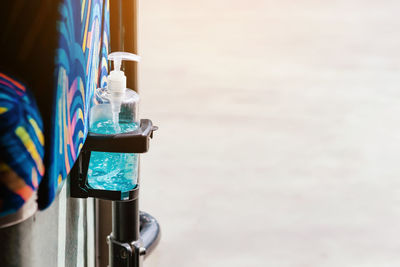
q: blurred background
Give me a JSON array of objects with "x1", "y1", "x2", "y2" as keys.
[{"x1": 138, "y1": 0, "x2": 400, "y2": 266}]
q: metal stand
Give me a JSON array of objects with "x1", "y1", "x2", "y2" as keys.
[
  {"x1": 106, "y1": 1, "x2": 156, "y2": 264},
  {"x1": 108, "y1": 199, "x2": 161, "y2": 267},
  {"x1": 70, "y1": 119, "x2": 160, "y2": 267},
  {"x1": 108, "y1": 199, "x2": 143, "y2": 267}
]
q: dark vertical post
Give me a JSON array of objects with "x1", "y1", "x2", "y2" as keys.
[
  {"x1": 110, "y1": 0, "x2": 138, "y2": 92},
  {"x1": 96, "y1": 3, "x2": 123, "y2": 266},
  {"x1": 106, "y1": 1, "x2": 140, "y2": 266},
  {"x1": 109, "y1": 0, "x2": 122, "y2": 51},
  {"x1": 96, "y1": 199, "x2": 112, "y2": 267},
  {"x1": 121, "y1": 0, "x2": 138, "y2": 92},
  {"x1": 112, "y1": 199, "x2": 140, "y2": 243}
]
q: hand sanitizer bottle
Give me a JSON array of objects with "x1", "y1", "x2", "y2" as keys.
[{"x1": 87, "y1": 52, "x2": 141, "y2": 192}]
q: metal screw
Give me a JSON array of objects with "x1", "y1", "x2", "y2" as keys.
[
  {"x1": 139, "y1": 247, "x2": 146, "y2": 256},
  {"x1": 120, "y1": 248, "x2": 128, "y2": 259}
]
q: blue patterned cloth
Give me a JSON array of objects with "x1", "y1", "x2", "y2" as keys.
[
  {"x1": 0, "y1": 73, "x2": 44, "y2": 216},
  {"x1": 0, "y1": 0, "x2": 110, "y2": 215},
  {"x1": 39, "y1": 0, "x2": 109, "y2": 209}
]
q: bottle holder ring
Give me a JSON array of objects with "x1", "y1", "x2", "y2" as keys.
[{"x1": 69, "y1": 119, "x2": 157, "y2": 201}]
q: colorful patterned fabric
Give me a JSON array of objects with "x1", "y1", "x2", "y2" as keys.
[
  {"x1": 0, "y1": 73, "x2": 44, "y2": 216},
  {"x1": 38, "y1": 0, "x2": 110, "y2": 208},
  {"x1": 0, "y1": 0, "x2": 110, "y2": 214}
]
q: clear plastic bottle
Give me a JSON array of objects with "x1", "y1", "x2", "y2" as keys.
[{"x1": 87, "y1": 52, "x2": 141, "y2": 192}]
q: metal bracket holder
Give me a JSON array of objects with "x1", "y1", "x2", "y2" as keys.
[
  {"x1": 69, "y1": 118, "x2": 160, "y2": 267},
  {"x1": 70, "y1": 119, "x2": 157, "y2": 201}
]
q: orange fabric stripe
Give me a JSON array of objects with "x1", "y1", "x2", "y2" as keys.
[
  {"x1": 15, "y1": 186, "x2": 33, "y2": 201},
  {"x1": 82, "y1": 0, "x2": 92, "y2": 52},
  {"x1": 0, "y1": 73, "x2": 25, "y2": 91},
  {"x1": 0, "y1": 166, "x2": 33, "y2": 201}
]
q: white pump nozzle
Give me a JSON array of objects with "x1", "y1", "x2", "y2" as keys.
[
  {"x1": 108, "y1": 52, "x2": 141, "y2": 71},
  {"x1": 107, "y1": 52, "x2": 141, "y2": 123}
]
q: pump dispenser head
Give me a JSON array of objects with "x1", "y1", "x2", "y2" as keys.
[
  {"x1": 108, "y1": 52, "x2": 141, "y2": 72},
  {"x1": 107, "y1": 52, "x2": 141, "y2": 93},
  {"x1": 107, "y1": 52, "x2": 141, "y2": 121}
]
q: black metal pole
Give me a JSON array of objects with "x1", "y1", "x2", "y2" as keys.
[
  {"x1": 112, "y1": 199, "x2": 140, "y2": 243},
  {"x1": 109, "y1": 197, "x2": 142, "y2": 267},
  {"x1": 110, "y1": 0, "x2": 138, "y2": 92}
]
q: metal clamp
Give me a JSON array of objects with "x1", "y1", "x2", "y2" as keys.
[{"x1": 108, "y1": 237, "x2": 146, "y2": 267}]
